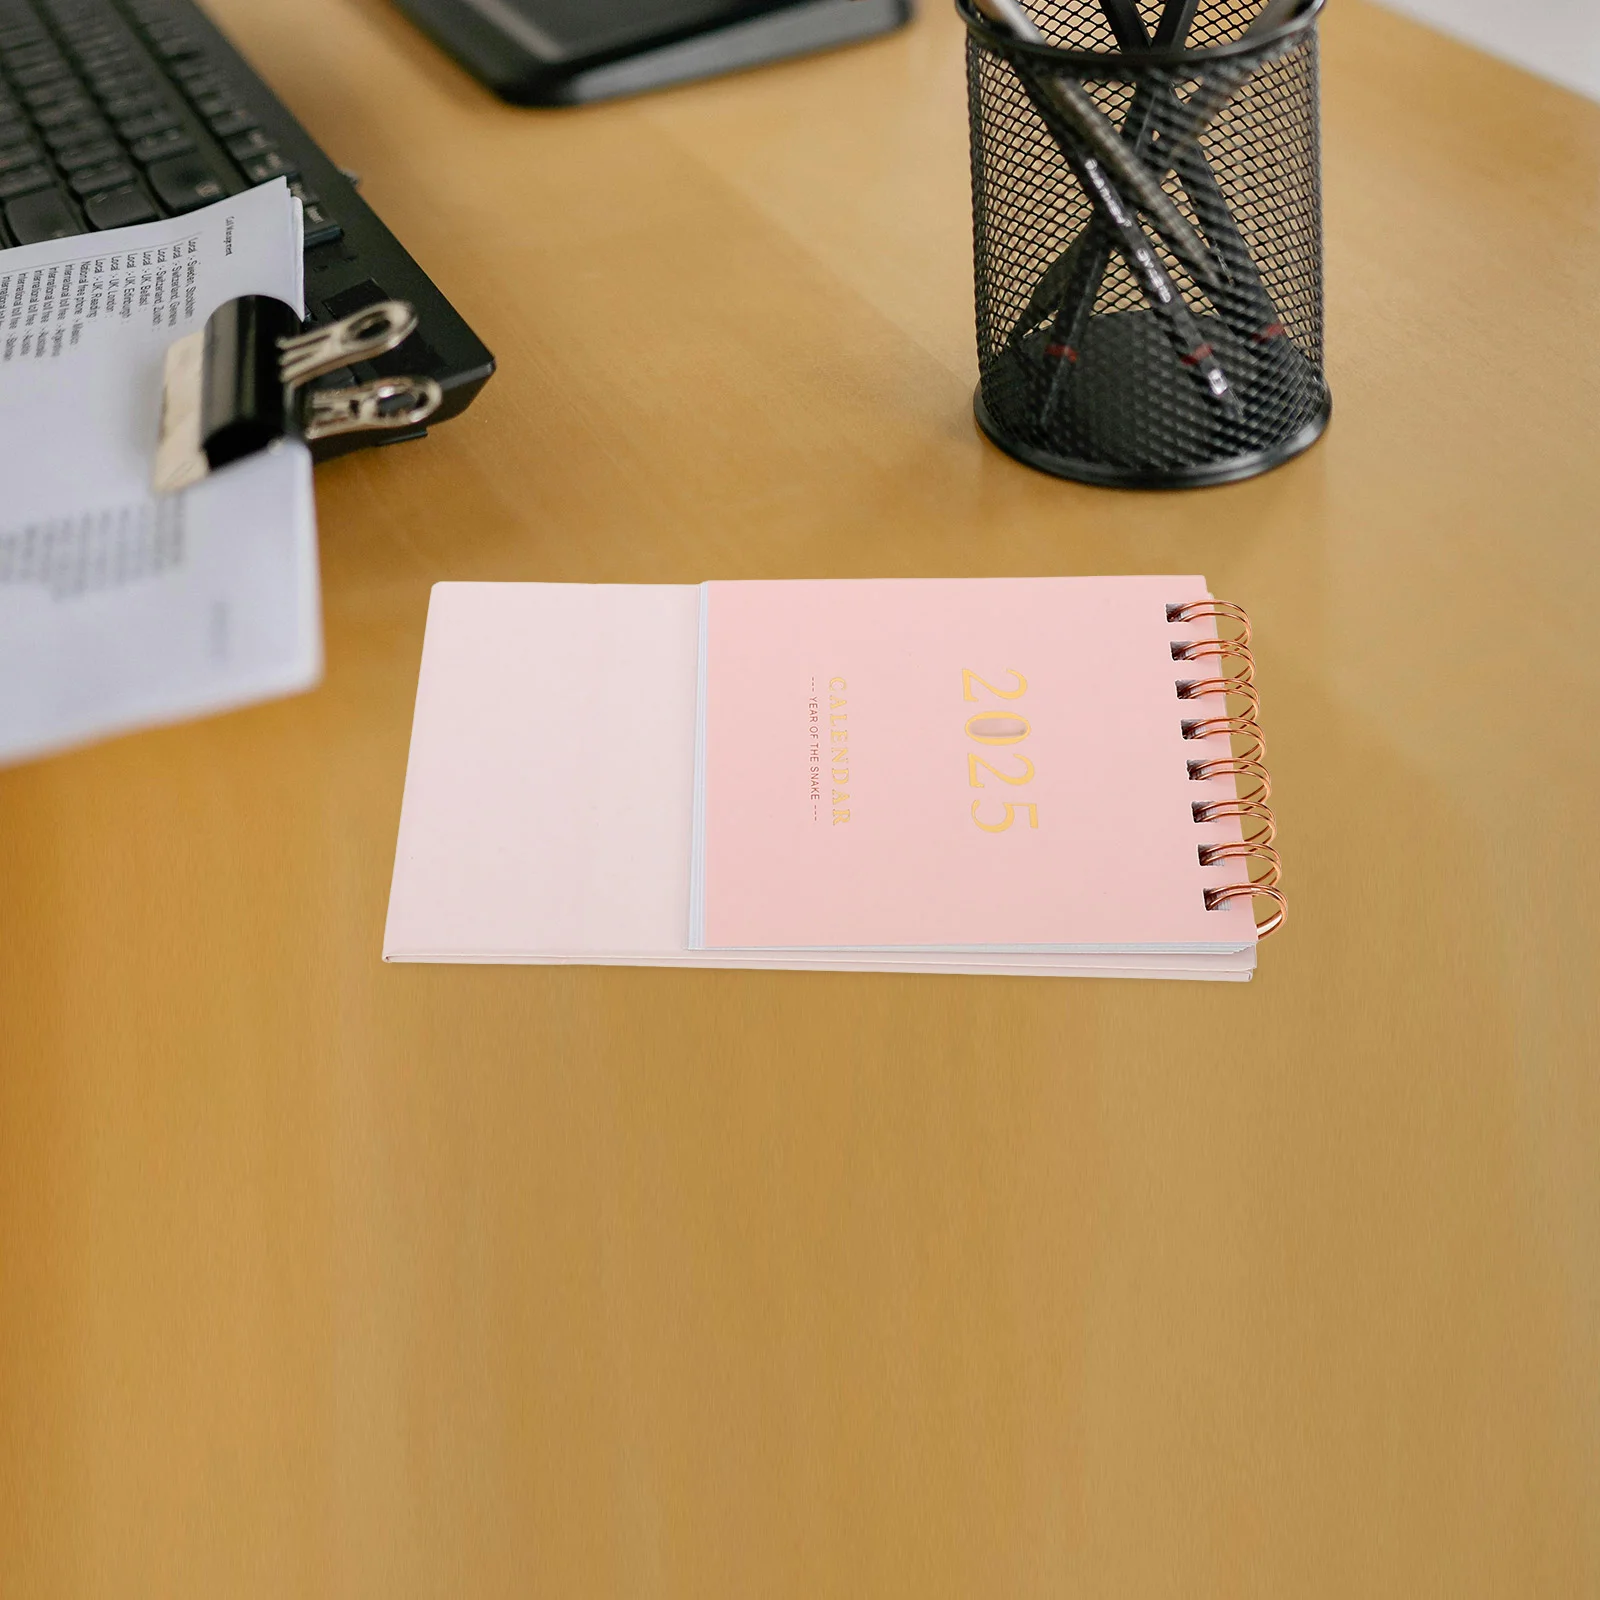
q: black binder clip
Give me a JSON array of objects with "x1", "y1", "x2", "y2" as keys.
[{"x1": 154, "y1": 295, "x2": 444, "y2": 493}]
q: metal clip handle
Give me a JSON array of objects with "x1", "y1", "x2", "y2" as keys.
[
  {"x1": 278, "y1": 300, "x2": 419, "y2": 388},
  {"x1": 301, "y1": 377, "x2": 444, "y2": 442}
]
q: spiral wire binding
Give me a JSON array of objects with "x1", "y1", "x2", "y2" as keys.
[{"x1": 1167, "y1": 599, "x2": 1286, "y2": 937}]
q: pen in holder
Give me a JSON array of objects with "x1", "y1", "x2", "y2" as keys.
[{"x1": 962, "y1": 0, "x2": 1330, "y2": 488}]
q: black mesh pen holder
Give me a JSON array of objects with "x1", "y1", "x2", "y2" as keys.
[{"x1": 962, "y1": 0, "x2": 1330, "y2": 489}]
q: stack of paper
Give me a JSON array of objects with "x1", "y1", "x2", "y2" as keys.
[
  {"x1": 385, "y1": 579, "x2": 1272, "y2": 980},
  {"x1": 0, "y1": 180, "x2": 320, "y2": 766}
]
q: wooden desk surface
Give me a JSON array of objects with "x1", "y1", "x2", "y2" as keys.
[{"x1": 3, "y1": 2, "x2": 1598, "y2": 1594}]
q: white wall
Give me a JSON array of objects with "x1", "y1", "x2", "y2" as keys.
[{"x1": 1375, "y1": 0, "x2": 1600, "y2": 101}]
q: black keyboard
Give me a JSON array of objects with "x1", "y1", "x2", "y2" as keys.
[{"x1": 0, "y1": 0, "x2": 493, "y2": 457}]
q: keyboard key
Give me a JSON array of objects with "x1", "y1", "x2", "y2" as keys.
[
  {"x1": 91, "y1": 70, "x2": 158, "y2": 100},
  {"x1": 76, "y1": 45, "x2": 139, "y2": 69},
  {"x1": 11, "y1": 59, "x2": 74, "y2": 88},
  {"x1": 45, "y1": 119, "x2": 110, "y2": 151},
  {"x1": 68, "y1": 159, "x2": 134, "y2": 196},
  {"x1": 130, "y1": 128, "x2": 193, "y2": 163},
  {"x1": 101, "y1": 91, "x2": 167, "y2": 120},
  {"x1": 240, "y1": 150, "x2": 295, "y2": 183},
  {"x1": 169, "y1": 57, "x2": 216, "y2": 84},
  {"x1": 226, "y1": 128, "x2": 274, "y2": 159},
  {"x1": 300, "y1": 198, "x2": 342, "y2": 247},
  {"x1": 4, "y1": 184, "x2": 84, "y2": 242},
  {"x1": 80, "y1": 43, "x2": 143, "y2": 66},
  {"x1": 146, "y1": 151, "x2": 226, "y2": 211},
  {"x1": 117, "y1": 107, "x2": 181, "y2": 139},
  {"x1": 23, "y1": 77, "x2": 89, "y2": 109},
  {"x1": 83, "y1": 182, "x2": 158, "y2": 228},
  {"x1": 183, "y1": 76, "x2": 234, "y2": 104},
  {"x1": 0, "y1": 142, "x2": 42, "y2": 172},
  {"x1": 207, "y1": 107, "x2": 255, "y2": 138},
  {"x1": 152, "y1": 34, "x2": 204, "y2": 61},
  {"x1": 0, "y1": 164, "x2": 53, "y2": 199},
  {"x1": 64, "y1": 29, "x2": 125, "y2": 51},
  {"x1": 82, "y1": 57, "x2": 146, "y2": 89},
  {"x1": 56, "y1": 138, "x2": 120, "y2": 171},
  {"x1": 35, "y1": 97, "x2": 96, "y2": 128},
  {"x1": 7, "y1": 43, "x2": 65, "y2": 70},
  {"x1": 191, "y1": 91, "x2": 241, "y2": 120}
]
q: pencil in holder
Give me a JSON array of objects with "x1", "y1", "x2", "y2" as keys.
[{"x1": 962, "y1": 0, "x2": 1331, "y2": 489}]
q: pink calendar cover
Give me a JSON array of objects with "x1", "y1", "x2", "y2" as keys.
[{"x1": 692, "y1": 577, "x2": 1257, "y2": 952}]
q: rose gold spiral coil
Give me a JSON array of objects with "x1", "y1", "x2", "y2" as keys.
[
  {"x1": 1184, "y1": 720, "x2": 1266, "y2": 766},
  {"x1": 1166, "y1": 599, "x2": 1252, "y2": 645},
  {"x1": 1192, "y1": 798, "x2": 1277, "y2": 847},
  {"x1": 1176, "y1": 599, "x2": 1285, "y2": 941},
  {"x1": 1188, "y1": 756, "x2": 1272, "y2": 803},
  {"x1": 1176, "y1": 676, "x2": 1261, "y2": 710},
  {"x1": 1171, "y1": 638, "x2": 1256, "y2": 677},
  {"x1": 1203, "y1": 882, "x2": 1288, "y2": 938},
  {"x1": 1198, "y1": 840, "x2": 1282, "y2": 888}
]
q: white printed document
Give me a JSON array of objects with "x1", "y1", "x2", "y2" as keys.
[{"x1": 0, "y1": 180, "x2": 321, "y2": 767}]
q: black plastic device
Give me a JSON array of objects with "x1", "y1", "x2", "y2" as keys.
[{"x1": 390, "y1": 0, "x2": 914, "y2": 105}]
